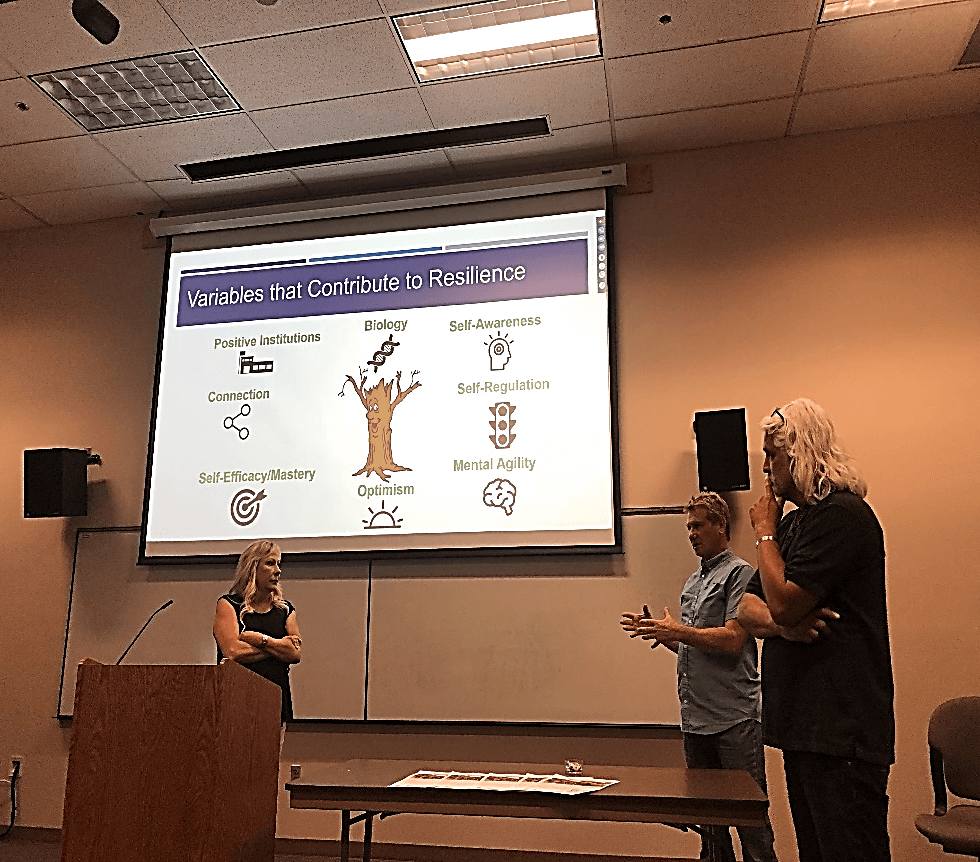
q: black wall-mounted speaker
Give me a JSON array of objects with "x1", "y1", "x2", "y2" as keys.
[
  {"x1": 694, "y1": 408, "x2": 750, "y2": 492},
  {"x1": 24, "y1": 448, "x2": 89, "y2": 518}
]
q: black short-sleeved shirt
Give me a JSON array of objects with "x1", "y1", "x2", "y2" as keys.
[
  {"x1": 745, "y1": 491, "x2": 894, "y2": 765},
  {"x1": 216, "y1": 594, "x2": 295, "y2": 723}
]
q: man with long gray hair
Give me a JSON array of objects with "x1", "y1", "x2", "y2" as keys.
[{"x1": 738, "y1": 399, "x2": 894, "y2": 862}]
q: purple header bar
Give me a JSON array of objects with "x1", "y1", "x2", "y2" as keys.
[{"x1": 176, "y1": 239, "x2": 588, "y2": 327}]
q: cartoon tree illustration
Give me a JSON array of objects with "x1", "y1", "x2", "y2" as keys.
[{"x1": 344, "y1": 369, "x2": 420, "y2": 482}]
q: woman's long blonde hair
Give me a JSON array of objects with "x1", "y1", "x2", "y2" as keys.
[{"x1": 229, "y1": 539, "x2": 287, "y2": 620}]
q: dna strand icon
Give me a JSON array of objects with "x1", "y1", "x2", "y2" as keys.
[{"x1": 367, "y1": 337, "x2": 400, "y2": 371}]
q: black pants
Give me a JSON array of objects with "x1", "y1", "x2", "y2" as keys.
[
  {"x1": 782, "y1": 750, "x2": 891, "y2": 862},
  {"x1": 684, "y1": 720, "x2": 778, "y2": 862}
]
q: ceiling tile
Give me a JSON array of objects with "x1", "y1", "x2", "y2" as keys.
[
  {"x1": 601, "y1": 0, "x2": 819, "y2": 58},
  {"x1": 793, "y1": 68, "x2": 980, "y2": 135},
  {"x1": 0, "y1": 78, "x2": 86, "y2": 146},
  {"x1": 156, "y1": 0, "x2": 384, "y2": 45},
  {"x1": 381, "y1": 0, "x2": 454, "y2": 12},
  {"x1": 0, "y1": 198, "x2": 46, "y2": 232},
  {"x1": 0, "y1": 56, "x2": 19, "y2": 81},
  {"x1": 149, "y1": 172, "x2": 305, "y2": 210},
  {"x1": 0, "y1": 137, "x2": 138, "y2": 196},
  {"x1": 615, "y1": 99, "x2": 794, "y2": 157},
  {"x1": 448, "y1": 122, "x2": 613, "y2": 170},
  {"x1": 13, "y1": 182, "x2": 166, "y2": 226},
  {"x1": 608, "y1": 32, "x2": 810, "y2": 118},
  {"x1": 0, "y1": 0, "x2": 191, "y2": 77},
  {"x1": 96, "y1": 113, "x2": 275, "y2": 182},
  {"x1": 420, "y1": 60, "x2": 609, "y2": 131},
  {"x1": 251, "y1": 90, "x2": 434, "y2": 149},
  {"x1": 0, "y1": 0, "x2": 975, "y2": 222},
  {"x1": 201, "y1": 20, "x2": 417, "y2": 111},
  {"x1": 803, "y1": 1, "x2": 980, "y2": 92}
]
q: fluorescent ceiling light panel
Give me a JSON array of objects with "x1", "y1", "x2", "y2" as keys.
[
  {"x1": 394, "y1": 0, "x2": 600, "y2": 82},
  {"x1": 31, "y1": 51, "x2": 240, "y2": 131},
  {"x1": 820, "y1": 0, "x2": 960, "y2": 22},
  {"x1": 406, "y1": 10, "x2": 596, "y2": 58}
]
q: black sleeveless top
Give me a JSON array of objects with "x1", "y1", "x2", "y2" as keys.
[{"x1": 216, "y1": 594, "x2": 295, "y2": 723}]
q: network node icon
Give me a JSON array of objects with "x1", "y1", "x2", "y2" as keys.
[{"x1": 224, "y1": 403, "x2": 251, "y2": 440}]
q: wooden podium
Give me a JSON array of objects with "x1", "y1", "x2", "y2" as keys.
[{"x1": 61, "y1": 659, "x2": 281, "y2": 862}]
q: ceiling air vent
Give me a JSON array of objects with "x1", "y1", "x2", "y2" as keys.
[
  {"x1": 180, "y1": 117, "x2": 552, "y2": 182},
  {"x1": 31, "y1": 51, "x2": 240, "y2": 130}
]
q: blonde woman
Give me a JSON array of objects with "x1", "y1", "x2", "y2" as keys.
[{"x1": 213, "y1": 540, "x2": 302, "y2": 723}]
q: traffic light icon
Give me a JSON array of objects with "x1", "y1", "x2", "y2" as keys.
[{"x1": 490, "y1": 402, "x2": 517, "y2": 449}]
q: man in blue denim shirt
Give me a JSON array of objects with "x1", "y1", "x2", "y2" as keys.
[{"x1": 623, "y1": 492, "x2": 776, "y2": 862}]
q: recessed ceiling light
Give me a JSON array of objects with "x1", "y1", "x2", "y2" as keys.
[
  {"x1": 393, "y1": 0, "x2": 601, "y2": 82},
  {"x1": 820, "y1": 0, "x2": 959, "y2": 22},
  {"x1": 31, "y1": 51, "x2": 240, "y2": 131}
]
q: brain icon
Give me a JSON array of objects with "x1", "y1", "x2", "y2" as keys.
[{"x1": 483, "y1": 478, "x2": 517, "y2": 516}]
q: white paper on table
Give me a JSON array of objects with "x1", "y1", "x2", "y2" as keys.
[
  {"x1": 388, "y1": 770, "x2": 618, "y2": 795},
  {"x1": 388, "y1": 770, "x2": 454, "y2": 787},
  {"x1": 533, "y1": 774, "x2": 619, "y2": 794}
]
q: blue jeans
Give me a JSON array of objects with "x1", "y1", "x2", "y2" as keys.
[
  {"x1": 782, "y1": 750, "x2": 890, "y2": 862},
  {"x1": 684, "y1": 720, "x2": 778, "y2": 862}
]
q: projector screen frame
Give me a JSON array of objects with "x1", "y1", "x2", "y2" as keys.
[{"x1": 139, "y1": 173, "x2": 624, "y2": 565}]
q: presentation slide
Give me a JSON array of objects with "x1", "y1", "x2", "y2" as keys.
[{"x1": 141, "y1": 207, "x2": 618, "y2": 559}]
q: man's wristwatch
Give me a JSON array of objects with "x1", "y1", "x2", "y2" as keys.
[
  {"x1": 261, "y1": 633, "x2": 269, "y2": 647},
  {"x1": 756, "y1": 535, "x2": 777, "y2": 547}
]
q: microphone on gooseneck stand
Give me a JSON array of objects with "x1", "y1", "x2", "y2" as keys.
[{"x1": 116, "y1": 600, "x2": 174, "y2": 665}]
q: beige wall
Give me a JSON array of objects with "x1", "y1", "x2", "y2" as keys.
[
  {"x1": 614, "y1": 113, "x2": 980, "y2": 862},
  {"x1": 2, "y1": 112, "x2": 978, "y2": 861}
]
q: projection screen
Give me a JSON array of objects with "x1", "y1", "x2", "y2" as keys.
[{"x1": 141, "y1": 179, "x2": 621, "y2": 562}]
